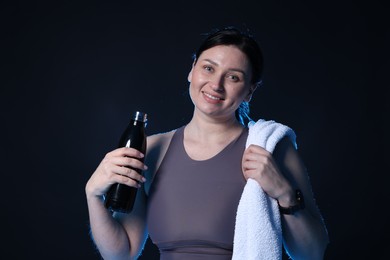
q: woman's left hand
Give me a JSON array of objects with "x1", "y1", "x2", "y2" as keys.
[{"x1": 242, "y1": 144, "x2": 293, "y2": 202}]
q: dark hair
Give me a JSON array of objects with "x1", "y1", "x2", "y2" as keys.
[{"x1": 193, "y1": 26, "x2": 264, "y2": 125}]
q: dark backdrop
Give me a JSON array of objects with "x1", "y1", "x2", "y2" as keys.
[{"x1": 1, "y1": 1, "x2": 388, "y2": 259}]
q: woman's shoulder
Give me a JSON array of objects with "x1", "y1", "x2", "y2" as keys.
[
  {"x1": 144, "y1": 128, "x2": 181, "y2": 195},
  {"x1": 145, "y1": 126, "x2": 184, "y2": 160},
  {"x1": 147, "y1": 129, "x2": 177, "y2": 148}
]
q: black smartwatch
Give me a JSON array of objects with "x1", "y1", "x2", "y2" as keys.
[{"x1": 278, "y1": 189, "x2": 305, "y2": 215}]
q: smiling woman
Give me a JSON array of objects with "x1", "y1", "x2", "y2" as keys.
[
  {"x1": 188, "y1": 45, "x2": 255, "y2": 123},
  {"x1": 85, "y1": 26, "x2": 329, "y2": 260}
]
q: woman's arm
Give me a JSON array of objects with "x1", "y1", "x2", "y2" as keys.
[
  {"x1": 85, "y1": 130, "x2": 175, "y2": 259},
  {"x1": 85, "y1": 146, "x2": 148, "y2": 259},
  {"x1": 242, "y1": 137, "x2": 329, "y2": 259},
  {"x1": 273, "y1": 137, "x2": 329, "y2": 259},
  {"x1": 86, "y1": 188, "x2": 148, "y2": 260}
]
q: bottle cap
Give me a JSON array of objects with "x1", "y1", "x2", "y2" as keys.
[{"x1": 133, "y1": 111, "x2": 147, "y2": 123}]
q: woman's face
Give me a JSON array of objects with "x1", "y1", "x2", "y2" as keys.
[{"x1": 188, "y1": 45, "x2": 255, "y2": 121}]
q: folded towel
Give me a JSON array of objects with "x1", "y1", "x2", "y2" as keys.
[{"x1": 232, "y1": 119, "x2": 297, "y2": 260}]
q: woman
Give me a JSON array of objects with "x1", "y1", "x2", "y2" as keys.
[{"x1": 85, "y1": 27, "x2": 329, "y2": 259}]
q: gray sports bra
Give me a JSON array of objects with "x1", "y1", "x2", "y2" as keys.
[{"x1": 147, "y1": 126, "x2": 248, "y2": 259}]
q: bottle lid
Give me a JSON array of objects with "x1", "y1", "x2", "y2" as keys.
[{"x1": 133, "y1": 111, "x2": 147, "y2": 123}]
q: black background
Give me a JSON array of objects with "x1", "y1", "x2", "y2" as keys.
[{"x1": 1, "y1": 1, "x2": 388, "y2": 259}]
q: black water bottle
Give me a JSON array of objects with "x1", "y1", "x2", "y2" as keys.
[{"x1": 104, "y1": 111, "x2": 147, "y2": 213}]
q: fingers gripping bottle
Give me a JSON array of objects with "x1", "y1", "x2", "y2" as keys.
[{"x1": 104, "y1": 111, "x2": 147, "y2": 213}]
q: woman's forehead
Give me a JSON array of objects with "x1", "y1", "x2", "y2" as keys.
[{"x1": 198, "y1": 45, "x2": 251, "y2": 71}]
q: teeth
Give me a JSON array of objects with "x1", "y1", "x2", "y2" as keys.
[{"x1": 204, "y1": 92, "x2": 222, "y2": 100}]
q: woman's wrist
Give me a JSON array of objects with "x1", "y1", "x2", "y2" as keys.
[
  {"x1": 277, "y1": 189, "x2": 305, "y2": 215},
  {"x1": 85, "y1": 187, "x2": 104, "y2": 202},
  {"x1": 276, "y1": 188, "x2": 296, "y2": 207}
]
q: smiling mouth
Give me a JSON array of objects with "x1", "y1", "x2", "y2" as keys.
[{"x1": 202, "y1": 91, "x2": 224, "y2": 101}]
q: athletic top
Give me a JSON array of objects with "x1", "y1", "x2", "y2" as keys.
[{"x1": 147, "y1": 126, "x2": 248, "y2": 259}]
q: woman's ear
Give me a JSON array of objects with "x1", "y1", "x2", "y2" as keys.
[
  {"x1": 187, "y1": 60, "x2": 196, "y2": 83},
  {"x1": 244, "y1": 84, "x2": 258, "y2": 102}
]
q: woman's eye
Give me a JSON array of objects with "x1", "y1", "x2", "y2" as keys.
[
  {"x1": 228, "y1": 75, "x2": 240, "y2": 82},
  {"x1": 203, "y1": 65, "x2": 213, "y2": 72}
]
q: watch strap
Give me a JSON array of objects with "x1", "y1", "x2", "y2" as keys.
[{"x1": 278, "y1": 189, "x2": 305, "y2": 215}]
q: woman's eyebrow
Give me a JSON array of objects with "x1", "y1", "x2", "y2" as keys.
[{"x1": 202, "y1": 58, "x2": 246, "y2": 75}]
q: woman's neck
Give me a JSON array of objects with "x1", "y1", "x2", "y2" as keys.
[{"x1": 185, "y1": 112, "x2": 244, "y2": 144}]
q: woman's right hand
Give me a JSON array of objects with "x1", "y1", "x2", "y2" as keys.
[{"x1": 85, "y1": 147, "x2": 148, "y2": 199}]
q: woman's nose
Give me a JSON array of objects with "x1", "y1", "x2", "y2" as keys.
[{"x1": 210, "y1": 75, "x2": 224, "y2": 93}]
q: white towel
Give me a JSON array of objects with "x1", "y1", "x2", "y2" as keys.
[{"x1": 232, "y1": 119, "x2": 297, "y2": 260}]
